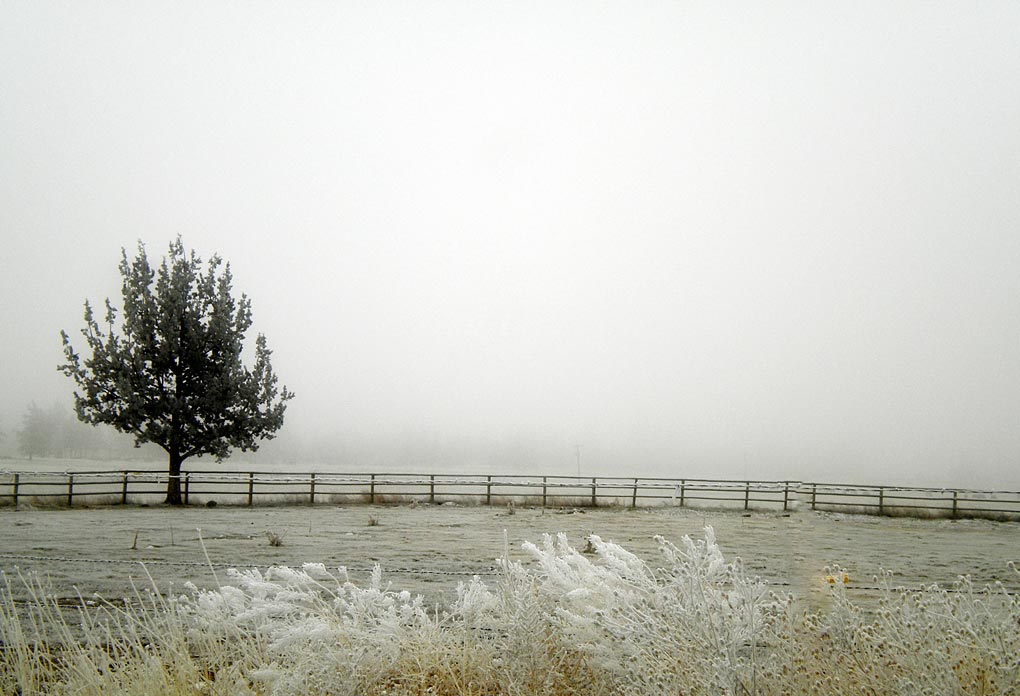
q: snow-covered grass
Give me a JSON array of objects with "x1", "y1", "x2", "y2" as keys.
[{"x1": 2, "y1": 528, "x2": 1018, "y2": 695}]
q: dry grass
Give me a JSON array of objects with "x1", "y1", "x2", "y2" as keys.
[{"x1": 3, "y1": 530, "x2": 1018, "y2": 695}]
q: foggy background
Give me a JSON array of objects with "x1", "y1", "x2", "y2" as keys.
[{"x1": 2, "y1": 2, "x2": 1019, "y2": 488}]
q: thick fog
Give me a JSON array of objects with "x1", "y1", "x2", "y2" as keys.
[{"x1": 2, "y1": 3, "x2": 1019, "y2": 488}]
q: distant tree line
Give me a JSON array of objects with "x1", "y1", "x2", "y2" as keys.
[{"x1": 13, "y1": 401, "x2": 159, "y2": 461}]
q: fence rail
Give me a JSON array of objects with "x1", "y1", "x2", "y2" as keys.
[{"x1": 2, "y1": 470, "x2": 1019, "y2": 519}]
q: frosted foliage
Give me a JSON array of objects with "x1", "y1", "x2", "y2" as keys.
[
  {"x1": 804, "y1": 564, "x2": 1020, "y2": 694},
  {"x1": 3, "y1": 528, "x2": 1019, "y2": 695},
  {"x1": 181, "y1": 563, "x2": 431, "y2": 695},
  {"x1": 505, "y1": 527, "x2": 792, "y2": 694},
  {"x1": 175, "y1": 527, "x2": 791, "y2": 695}
]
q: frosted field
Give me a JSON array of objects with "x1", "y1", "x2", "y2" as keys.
[{"x1": 2, "y1": 502, "x2": 1017, "y2": 609}]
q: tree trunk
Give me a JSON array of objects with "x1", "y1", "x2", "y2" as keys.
[{"x1": 165, "y1": 450, "x2": 184, "y2": 505}]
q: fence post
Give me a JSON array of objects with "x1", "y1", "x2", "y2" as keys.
[
  {"x1": 12, "y1": 473, "x2": 19, "y2": 507},
  {"x1": 542, "y1": 476, "x2": 547, "y2": 508},
  {"x1": 680, "y1": 479, "x2": 686, "y2": 507},
  {"x1": 631, "y1": 478, "x2": 638, "y2": 509},
  {"x1": 811, "y1": 483, "x2": 817, "y2": 511},
  {"x1": 952, "y1": 490, "x2": 958, "y2": 518},
  {"x1": 744, "y1": 481, "x2": 750, "y2": 510},
  {"x1": 121, "y1": 472, "x2": 129, "y2": 504},
  {"x1": 248, "y1": 473, "x2": 255, "y2": 507},
  {"x1": 67, "y1": 473, "x2": 74, "y2": 507},
  {"x1": 590, "y1": 477, "x2": 597, "y2": 507},
  {"x1": 878, "y1": 487, "x2": 885, "y2": 515},
  {"x1": 486, "y1": 475, "x2": 492, "y2": 506},
  {"x1": 309, "y1": 473, "x2": 316, "y2": 505},
  {"x1": 782, "y1": 482, "x2": 789, "y2": 512},
  {"x1": 429, "y1": 475, "x2": 435, "y2": 504},
  {"x1": 184, "y1": 473, "x2": 190, "y2": 506},
  {"x1": 370, "y1": 474, "x2": 375, "y2": 503}
]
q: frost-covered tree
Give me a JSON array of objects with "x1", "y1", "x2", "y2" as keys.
[{"x1": 59, "y1": 238, "x2": 294, "y2": 504}]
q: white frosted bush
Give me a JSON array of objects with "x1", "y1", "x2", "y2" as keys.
[
  {"x1": 180, "y1": 563, "x2": 434, "y2": 695},
  {"x1": 500, "y1": 526, "x2": 792, "y2": 695}
]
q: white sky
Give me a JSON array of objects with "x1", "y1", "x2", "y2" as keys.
[{"x1": 2, "y1": 2, "x2": 1019, "y2": 487}]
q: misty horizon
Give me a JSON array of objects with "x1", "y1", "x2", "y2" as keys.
[{"x1": 2, "y1": 3, "x2": 1019, "y2": 490}]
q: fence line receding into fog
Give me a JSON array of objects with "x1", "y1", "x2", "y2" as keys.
[{"x1": 2, "y1": 470, "x2": 1019, "y2": 520}]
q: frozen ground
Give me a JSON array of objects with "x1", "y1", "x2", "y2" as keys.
[{"x1": 2, "y1": 502, "x2": 1017, "y2": 610}]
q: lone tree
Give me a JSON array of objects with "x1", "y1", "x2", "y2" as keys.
[{"x1": 59, "y1": 238, "x2": 294, "y2": 504}]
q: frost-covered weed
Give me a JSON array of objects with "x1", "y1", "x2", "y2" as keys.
[
  {"x1": 501, "y1": 527, "x2": 792, "y2": 695},
  {"x1": 796, "y1": 564, "x2": 1020, "y2": 695},
  {"x1": 181, "y1": 563, "x2": 434, "y2": 695}
]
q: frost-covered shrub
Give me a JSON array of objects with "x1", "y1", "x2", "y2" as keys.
[
  {"x1": 181, "y1": 563, "x2": 436, "y2": 695},
  {"x1": 497, "y1": 527, "x2": 792, "y2": 695}
]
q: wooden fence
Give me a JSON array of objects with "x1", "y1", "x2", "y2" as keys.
[{"x1": 2, "y1": 470, "x2": 1019, "y2": 519}]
